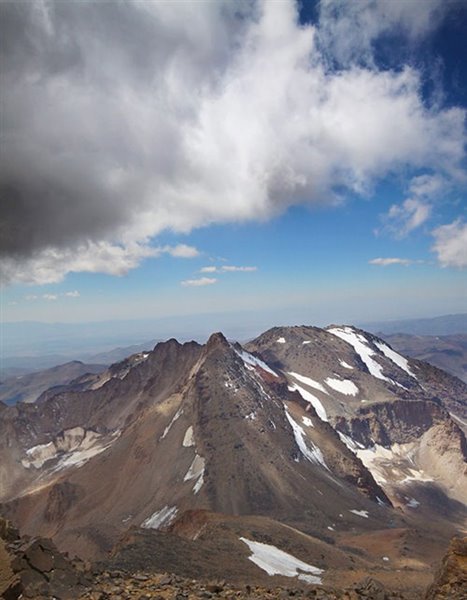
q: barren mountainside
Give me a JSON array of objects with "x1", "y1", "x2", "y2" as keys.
[{"x1": 0, "y1": 324, "x2": 466, "y2": 597}]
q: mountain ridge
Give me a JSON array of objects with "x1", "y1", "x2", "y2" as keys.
[{"x1": 0, "y1": 323, "x2": 465, "y2": 596}]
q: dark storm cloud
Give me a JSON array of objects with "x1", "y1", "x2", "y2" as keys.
[{"x1": 0, "y1": 0, "x2": 247, "y2": 259}]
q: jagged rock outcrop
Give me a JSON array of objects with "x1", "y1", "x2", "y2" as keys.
[
  {"x1": 425, "y1": 536, "x2": 467, "y2": 599},
  {"x1": 0, "y1": 517, "x2": 90, "y2": 599}
]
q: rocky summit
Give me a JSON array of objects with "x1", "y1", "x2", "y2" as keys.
[{"x1": 0, "y1": 325, "x2": 466, "y2": 598}]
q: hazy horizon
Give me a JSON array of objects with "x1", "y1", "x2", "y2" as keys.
[{"x1": 1, "y1": 1, "x2": 466, "y2": 349}]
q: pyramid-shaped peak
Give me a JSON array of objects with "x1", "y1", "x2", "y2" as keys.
[{"x1": 205, "y1": 331, "x2": 230, "y2": 350}]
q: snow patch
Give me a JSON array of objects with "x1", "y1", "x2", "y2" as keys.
[
  {"x1": 182, "y1": 426, "x2": 195, "y2": 447},
  {"x1": 406, "y1": 498, "x2": 420, "y2": 508},
  {"x1": 23, "y1": 428, "x2": 117, "y2": 470},
  {"x1": 302, "y1": 416, "x2": 314, "y2": 428},
  {"x1": 288, "y1": 383, "x2": 328, "y2": 422},
  {"x1": 349, "y1": 509, "x2": 369, "y2": 518},
  {"x1": 276, "y1": 337, "x2": 286, "y2": 344},
  {"x1": 141, "y1": 505, "x2": 178, "y2": 530},
  {"x1": 328, "y1": 327, "x2": 391, "y2": 383},
  {"x1": 285, "y1": 410, "x2": 328, "y2": 469},
  {"x1": 234, "y1": 348, "x2": 278, "y2": 377},
  {"x1": 355, "y1": 443, "x2": 434, "y2": 487},
  {"x1": 161, "y1": 407, "x2": 183, "y2": 440},
  {"x1": 374, "y1": 341, "x2": 417, "y2": 379},
  {"x1": 240, "y1": 537, "x2": 323, "y2": 585},
  {"x1": 184, "y1": 453, "x2": 205, "y2": 494},
  {"x1": 245, "y1": 412, "x2": 257, "y2": 421},
  {"x1": 337, "y1": 432, "x2": 365, "y2": 451},
  {"x1": 288, "y1": 372, "x2": 328, "y2": 394},
  {"x1": 302, "y1": 340, "x2": 311, "y2": 345},
  {"x1": 325, "y1": 377, "x2": 359, "y2": 396},
  {"x1": 339, "y1": 360, "x2": 353, "y2": 369}
]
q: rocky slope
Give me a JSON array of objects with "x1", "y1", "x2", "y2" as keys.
[
  {"x1": 0, "y1": 324, "x2": 465, "y2": 596},
  {"x1": 425, "y1": 536, "x2": 467, "y2": 599},
  {"x1": 246, "y1": 325, "x2": 467, "y2": 510}
]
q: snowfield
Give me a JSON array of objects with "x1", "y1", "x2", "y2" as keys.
[
  {"x1": 288, "y1": 372, "x2": 328, "y2": 394},
  {"x1": 349, "y1": 509, "x2": 369, "y2": 518},
  {"x1": 182, "y1": 426, "x2": 195, "y2": 447},
  {"x1": 240, "y1": 537, "x2": 324, "y2": 585},
  {"x1": 285, "y1": 409, "x2": 328, "y2": 469},
  {"x1": 184, "y1": 453, "x2": 205, "y2": 494},
  {"x1": 288, "y1": 382, "x2": 328, "y2": 422},
  {"x1": 235, "y1": 348, "x2": 278, "y2": 377},
  {"x1": 327, "y1": 327, "x2": 392, "y2": 383},
  {"x1": 141, "y1": 505, "x2": 178, "y2": 529},
  {"x1": 374, "y1": 341, "x2": 417, "y2": 379},
  {"x1": 325, "y1": 377, "x2": 359, "y2": 396}
]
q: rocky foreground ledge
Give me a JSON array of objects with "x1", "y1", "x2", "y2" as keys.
[{"x1": 1, "y1": 518, "x2": 466, "y2": 600}]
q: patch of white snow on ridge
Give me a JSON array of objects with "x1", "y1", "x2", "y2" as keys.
[
  {"x1": 327, "y1": 327, "x2": 391, "y2": 383},
  {"x1": 285, "y1": 410, "x2": 328, "y2": 469},
  {"x1": 184, "y1": 453, "x2": 205, "y2": 494},
  {"x1": 302, "y1": 416, "x2": 314, "y2": 428},
  {"x1": 337, "y1": 432, "x2": 364, "y2": 451},
  {"x1": 182, "y1": 426, "x2": 195, "y2": 447},
  {"x1": 142, "y1": 505, "x2": 178, "y2": 529},
  {"x1": 23, "y1": 428, "x2": 119, "y2": 470},
  {"x1": 349, "y1": 509, "x2": 369, "y2": 518},
  {"x1": 302, "y1": 340, "x2": 311, "y2": 345},
  {"x1": 54, "y1": 441, "x2": 115, "y2": 470},
  {"x1": 234, "y1": 348, "x2": 278, "y2": 377},
  {"x1": 325, "y1": 377, "x2": 359, "y2": 396},
  {"x1": 288, "y1": 372, "x2": 328, "y2": 394},
  {"x1": 339, "y1": 360, "x2": 353, "y2": 370},
  {"x1": 355, "y1": 442, "x2": 434, "y2": 487},
  {"x1": 406, "y1": 498, "x2": 420, "y2": 508},
  {"x1": 374, "y1": 341, "x2": 417, "y2": 379},
  {"x1": 245, "y1": 412, "x2": 257, "y2": 420},
  {"x1": 25, "y1": 442, "x2": 56, "y2": 468},
  {"x1": 240, "y1": 537, "x2": 323, "y2": 585},
  {"x1": 276, "y1": 337, "x2": 286, "y2": 344},
  {"x1": 288, "y1": 383, "x2": 328, "y2": 422},
  {"x1": 161, "y1": 407, "x2": 183, "y2": 440}
]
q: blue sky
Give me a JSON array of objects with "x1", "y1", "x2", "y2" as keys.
[{"x1": 1, "y1": 0, "x2": 466, "y2": 333}]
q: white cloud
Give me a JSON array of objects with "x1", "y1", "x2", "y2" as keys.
[
  {"x1": 181, "y1": 277, "x2": 217, "y2": 287},
  {"x1": 369, "y1": 258, "x2": 413, "y2": 267},
  {"x1": 1, "y1": 0, "x2": 465, "y2": 283},
  {"x1": 384, "y1": 198, "x2": 432, "y2": 238},
  {"x1": 64, "y1": 290, "x2": 80, "y2": 297},
  {"x1": 432, "y1": 220, "x2": 467, "y2": 268},
  {"x1": 221, "y1": 266, "x2": 257, "y2": 272},
  {"x1": 163, "y1": 244, "x2": 200, "y2": 258},
  {"x1": 408, "y1": 174, "x2": 447, "y2": 199},
  {"x1": 200, "y1": 265, "x2": 257, "y2": 273},
  {"x1": 318, "y1": 0, "x2": 446, "y2": 67},
  {"x1": 43, "y1": 294, "x2": 58, "y2": 301},
  {"x1": 2, "y1": 242, "x2": 200, "y2": 285}
]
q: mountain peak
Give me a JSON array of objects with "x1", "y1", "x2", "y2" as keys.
[{"x1": 205, "y1": 331, "x2": 230, "y2": 351}]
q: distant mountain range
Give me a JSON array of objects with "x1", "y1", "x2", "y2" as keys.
[
  {"x1": 381, "y1": 333, "x2": 467, "y2": 384},
  {"x1": 361, "y1": 313, "x2": 467, "y2": 336},
  {"x1": 0, "y1": 323, "x2": 465, "y2": 597}
]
